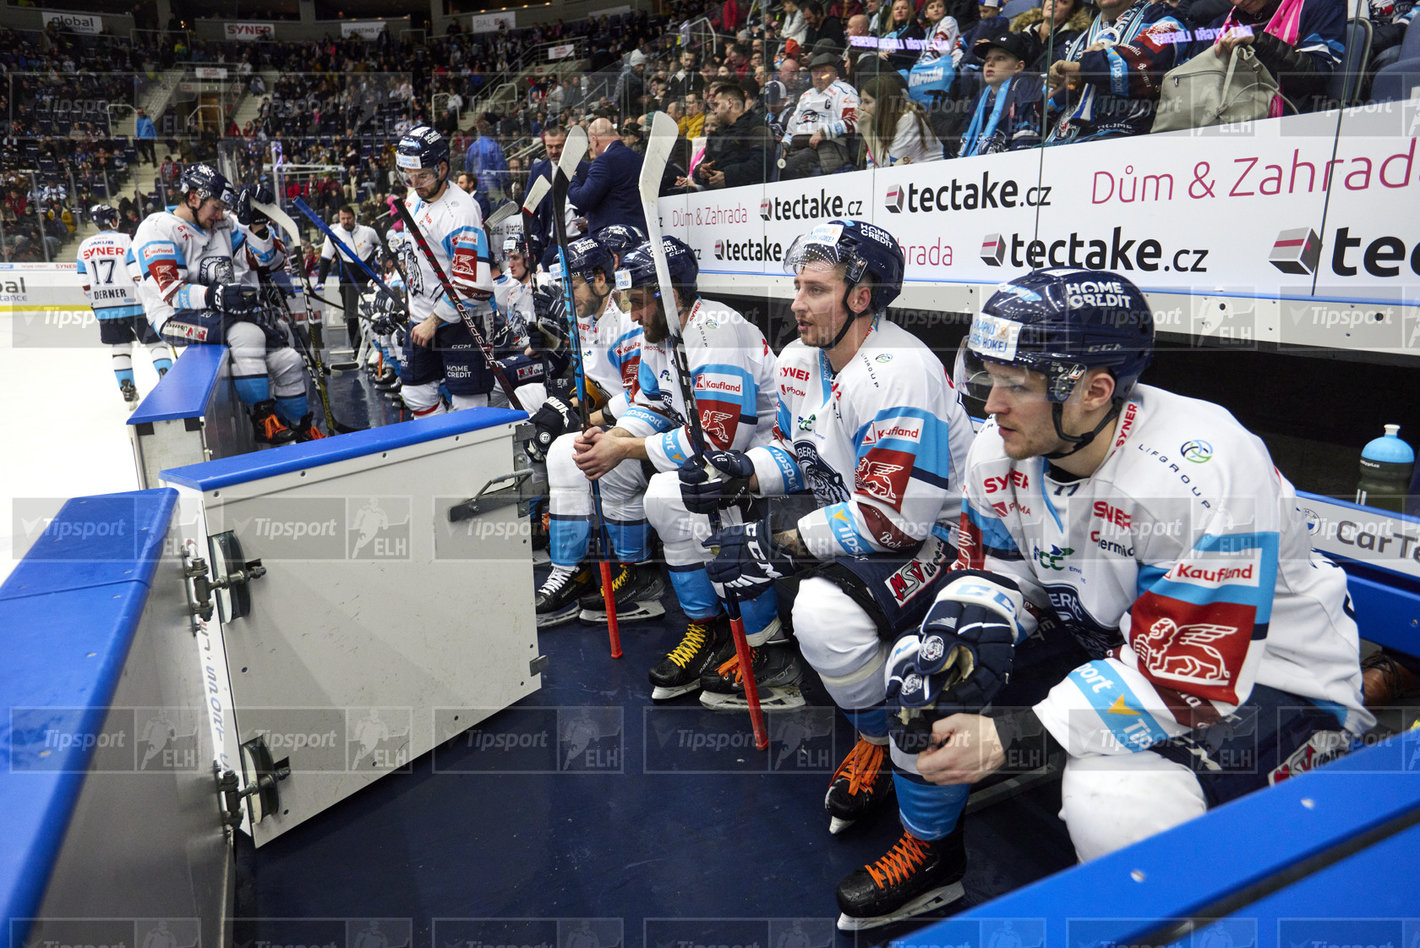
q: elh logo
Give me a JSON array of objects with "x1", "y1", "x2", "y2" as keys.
[
  {"x1": 1269, "y1": 227, "x2": 1321, "y2": 275},
  {"x1": 981, "y1": 233, "x2": 1006, "y2": 267},
  {"x1": 885, "y1": 184, "x2": 904, "y2": 214}
]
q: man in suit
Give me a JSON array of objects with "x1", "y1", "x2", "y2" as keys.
[
  {"x1": 567, "y1": 117, "x2": 647, "y2": 238},
  {"x1": 527, "y1": 125, "x2": 567, "y2": 270}
]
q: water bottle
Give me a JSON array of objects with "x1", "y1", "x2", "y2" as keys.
[{"x1": 1356, "y1": 424, "x2": 1414, "y2": 514}]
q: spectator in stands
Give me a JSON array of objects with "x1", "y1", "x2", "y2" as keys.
[
  {"x1": 716, "y1": 0, "x2": 746, "y2": 35},
  {"x1": 843, "y1": 12, "x2": 882, "y2": 85},
  {"x1": 726, "y1": 42, "x2": 754, "y2": 78},
  {"x1": 879, "y1": 0, "x2": 928, "y2": 73},
  {"x1": 780, "y1": 40, "x2": 861, "y2": 177},
  {"x1": 1014, "y1": 0, "x2": 1096, "y2": 74},
  {"x1": 858, "y1": 71, "x2": 945, "y2": 165},
  {"x1": 1198, "y1": 0, "x2": 1345, "y2": 113},
  {"x1": 782, "y1": 0, "x2": 811, "y2": 44},
  {"x1": 680, "y1": 91, "x2": 709, "y2": 138},
  {"x1": 804, "y1": 0, "x2": 849, "y2": 47},
  {"x1": 134, "y1": 109, "x2": 157, "y2": 164},
  {"x1": 958, "y1": 0, "x2": 1013, "y2": 66},
  {"x1": 956, "y1": 32, "x2": 1044, "y2": 155},
  {"x1": 568, "y1": 117, "x2": 647, "y2": 236},
  {"x1": 1043, "y1": 0, "x2": 1186, "y2": 144},
  {"x1": 1370, "y1": 0, "x2": 1416, "y2": 72},
  {"x1": 618, "y1": 49, "x2": 650, "y2": 118},
  {"x1": 682, "y1": 80, "x2": 775, "y2": 188},
  {"x1": 463, "y1": 112, "x2": 509, "y2": 201},
  {"x1": 160, "y1": 155, "x2": 181, "y2": 187},
  {"x1": 668, "y1": 50, "x2": 705, "y2": 102}
]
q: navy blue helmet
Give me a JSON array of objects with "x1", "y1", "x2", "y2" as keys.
[
  {"x1": 784, "y1": 219, "x2": 904, "y2": 314},
  {"x1": 396, "y1": 125, "x2": 450, "y2": 173},
  {"x1": 89, "y1": 204, "x2": 119, "y2": 229},
  {"x1": 961, "y1": 268, "x2": 1154, "y2": 404},
  {"x1": 179, "y1": 164, "x2": 234, "y2": 205},
  {"x1": 564, "y1": 236, "x2": 615, "y2": 283},
  {"x1": 593, "y1": 223, "x2": 646, "y2": 261},
  {"x1": 620, "y1": 236, "x2": 699, "y2": 294}
]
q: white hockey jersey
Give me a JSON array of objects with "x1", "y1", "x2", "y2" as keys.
[
  {"x1": 228, "y1": 211, "x2": 285, "y2": 288},
  {"x1": 781, "y1": 79, "x2": 860, "y2": 143},
  {"x1": 576, "y1": 294, "x2": 641, "y2": 422},
  {"x1": 129, "y1": 211, "x2": 224, "y2": 335},
  {"x1": 76, "y1": 230, "x2": 142, "y2": 319},
  {"x1": 618, "y1": 298, "x2": 777, "y2": 472},
  {"x1": 398, "y1": 185, "x2": 494, "y2": 325},
  {"x1": 319, "y1": 221, "x2": 380, "y2": 276},
  {"x1": 955, "y1": 384, "x2": 1374, "y2": 755},
  {"x1": 746, "y1": 317, "x2": 975, "y2": 560}
]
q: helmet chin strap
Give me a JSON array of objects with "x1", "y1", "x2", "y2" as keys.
[
  {"x1": 1044, "y1": 399, "x2": 1124, "y2": 460},
  {"x1": 826, "y1": 284, "x2": 869, "y2": 351}
]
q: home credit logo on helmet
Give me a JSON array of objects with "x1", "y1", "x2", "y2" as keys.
[
  {"x1": 885, "y1": 172, "x2": 1052, "y2": 214},
  {"x1": 979, "y1": 227, "x2": 1210, "y2": 274}
]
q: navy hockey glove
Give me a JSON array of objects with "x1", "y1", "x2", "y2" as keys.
[
  {"x1": 206, "y1": 282, "x2": 262, "y2": 317},
  {"x1": 885, "y1": 570, "x2": 1025, "y2": 753},
  {"x1": 530, "y1": 286, "x2": 570, "y2": 352},
  {"x1": 236, "y1": 185, "x2": 274, "y2": 226},
  {"x1": 703, "y1": 515, "x2": 799, "y2": 598},
  {"x1": 524, "y1": 393, "x2": 578, "y2": 463},
  {"x1": 679, "y1": 449, "x2": 755, "y2": 514}
]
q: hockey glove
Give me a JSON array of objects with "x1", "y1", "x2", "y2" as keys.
[
  {"x1": 679, "y1": 449, "x2": 755, "y2": 514},
  {"x1": 530, "y1": 286, "x2": 570, "y2": 354},
  {"x1": 885, "y1": 570, "x2": 1024, "y2": 753},
  {"x1": 524, "y1": 393, "x2": 578, "y2": 463},
  {"x1": 206, "y1": 282, "x2": 262, "y2": 318},
  {"x1": 703, "y1": 515, "x2": 799, "y2": 599},
  {"x1": 236, "y1": 185, "x2": 275, "y2": 226}
]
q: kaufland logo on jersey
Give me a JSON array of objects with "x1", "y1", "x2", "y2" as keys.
[{"x1": 1165, "y1": 553, "x2": 1262, "y2": 589}]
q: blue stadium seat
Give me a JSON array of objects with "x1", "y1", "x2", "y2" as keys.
[
  {"x1": 1402, "y1": 16, "x2": 1420, "y2": 59},
  {"x1": 1330, "y1": 17, "x2": 1372, "y2": 105},
  {"x1": 1371, "y1": 54, "x2": 1420, "y2": 100},
  {"x1": 1001, "y1": 0, "x2": 1042, "y2": 18}
]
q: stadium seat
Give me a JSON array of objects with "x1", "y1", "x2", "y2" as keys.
[
  {"x1": 1331, "y1": 17, "x2": 1372, "y2": 105},
  {"x1": 1402, "y1": 16, "x2": 1420, "y2": 59},
  {"x1": 1371, "y1": 54, "x2": 1420, "y2": 100},
  {"x1": 1001, "y1": 0, "x2": 1042, "y2": 17}
]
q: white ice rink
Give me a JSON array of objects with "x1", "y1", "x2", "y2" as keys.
[{"x1": 0, "y1": 326, "x2": 163, "y2": 583}]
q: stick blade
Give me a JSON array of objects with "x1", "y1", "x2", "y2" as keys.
[
  {"x1": 522, "y1": 175, "x2": 551, "y2": 214},
  {"x1": 485, "y1": 200, "x2": 519, "y2": 226}
]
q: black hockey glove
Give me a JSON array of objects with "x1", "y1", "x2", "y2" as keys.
[
  {"x1": 207, "y1": 282, "x2": 262, "y2": 317},
  {"x1": 885, "y1": 570, "x2": 1024, "y2": 753},
  {"x1": 236, "y1": 185, "x2": 275, "y2": 226},
  {"x1": 524, "y1": 393, "x2": 578, "y2": 463},
  {"x1": 530, "y1": 286, "x2": 570, "y2": 353},
  {"x1": 703, "y1": 515, "x2": 800, "y2": 599},
  {"x1": 679, "y1": 449, "x2": 756, "y2": 514}
]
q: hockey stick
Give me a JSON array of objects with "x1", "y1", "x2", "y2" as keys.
[
  {"x1": 521, "y1": 176, "x2": 551, "y2": 257},
  {"x1": 639, "y1": 110, "x2": 768, "y2": 750},
  {"x1": 290, "y1": 198, "x2": 403, "y2": 300},
  {"x1": 390, "y1": 194, "x2": 523, "y2": 411},
  {"x1": 254, "y1": 199, "x2": 357, "y2": 368},
  {"x1": 485, "y1": 200, "x2": 519, "y2": 228},
  {"x1": 550, "y1": 125, "x2": 623, "y2": 660},
  {"x1": 251, "y1": 203, "x2": 364, "y2": 434}
]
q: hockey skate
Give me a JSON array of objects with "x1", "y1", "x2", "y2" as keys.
[
  {"x1": 373, "y1": 365, "x2": 401, "y2": 391},
  {"x1": 578, "y1": 561, "x2": 666, "y2": 624},
  {"x1": 120, "y1": 379, "x2": 139, "y2": 410},
  {"x1": 535, "y1": 564, "x2": 595, "y2": 628},
  {"x1": 835, "y1": 825, "x2": 966, "y2": 930},
  {"x1": 825, "y1": 736, "x2": 894, "y2": 834},
  {"x1": 698, "y1": 640, "x2": 805, "y2": 711},
  {"x1": 649, "y1": 615, "x2": 729, "y2": 700},
  {"x1": 293, "y1": 413, "x2": 327, "y2": 442},
  {"x1": 250, "y1": 399, "x2": 296, "y2": 445}
]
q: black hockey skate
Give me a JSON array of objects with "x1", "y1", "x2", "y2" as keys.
[
  {"x1": 293, "y1": 413, "x2": 327, "y2": 442},
  {"x1": 835, "y1": 824, "x2": 967, "y2": 931},
  {"x1": 698, "y1": 640, "x2": 805, "y2": 711},
  {"x1": 825, "y1": 736, "x2": 894, "y2": 834},
  {"x1": 535, "y1": 564, "x2": 595, "y2": 628},
  {"x1": 250, "y1": 399, "x2": 296, "y2": 445},
  {"x1": 578, "y1": 561, "x2": 666, "y2": 624},
  {"x1": 649, "y1": 615, "x2": 730, "y2": 700},
  {"x1": 120, "y1": 379, "x2": 139, "y2": 410}
]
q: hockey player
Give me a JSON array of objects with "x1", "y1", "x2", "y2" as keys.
[
  {"x1": 532, "y1": 235, "x2": 650, "y2": 626},
  {"x1": 880, "y1": 268, "x2": 1373, "y2": 926},
  {"x1": 77, "y1": 204, "x2": 172, "y2": 408},
  {"x1": 130, "y1": 164, "x2": 317, "y2": 444},
  {"x1": 314, "y1": 204, "x2": 382, "y2": 349},
  {"x1": 565, "y1": 237, "x2": 779, "y2": 653},
  {"x1": 685, "y1": 220, "x2": 975, "y2": 926},
  {"x1": 391, "y1": 125, "x2": 504, "y2": 417}
]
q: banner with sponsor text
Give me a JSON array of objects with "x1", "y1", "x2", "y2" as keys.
[
  {"x1": 340, "y1": 21, "x2": 387, "y2": 39},
  {"x1": 224, "y1": 22, "x2": 275, "y2": 41},
  {"x1": 660, "y1": 103, "x2": 1420, "y2": 308},
  {"x1": 43, "y1": 10, "x2": 101, "y2": 34}
]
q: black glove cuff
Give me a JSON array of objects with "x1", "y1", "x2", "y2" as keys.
[{"x1": 989, "y1": 707, "x2": 1062, "y2": 761}]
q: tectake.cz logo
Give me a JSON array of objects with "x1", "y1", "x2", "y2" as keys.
[{"x1": 1269, "y1": 227, "x2": 1321, "y2": 275}]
